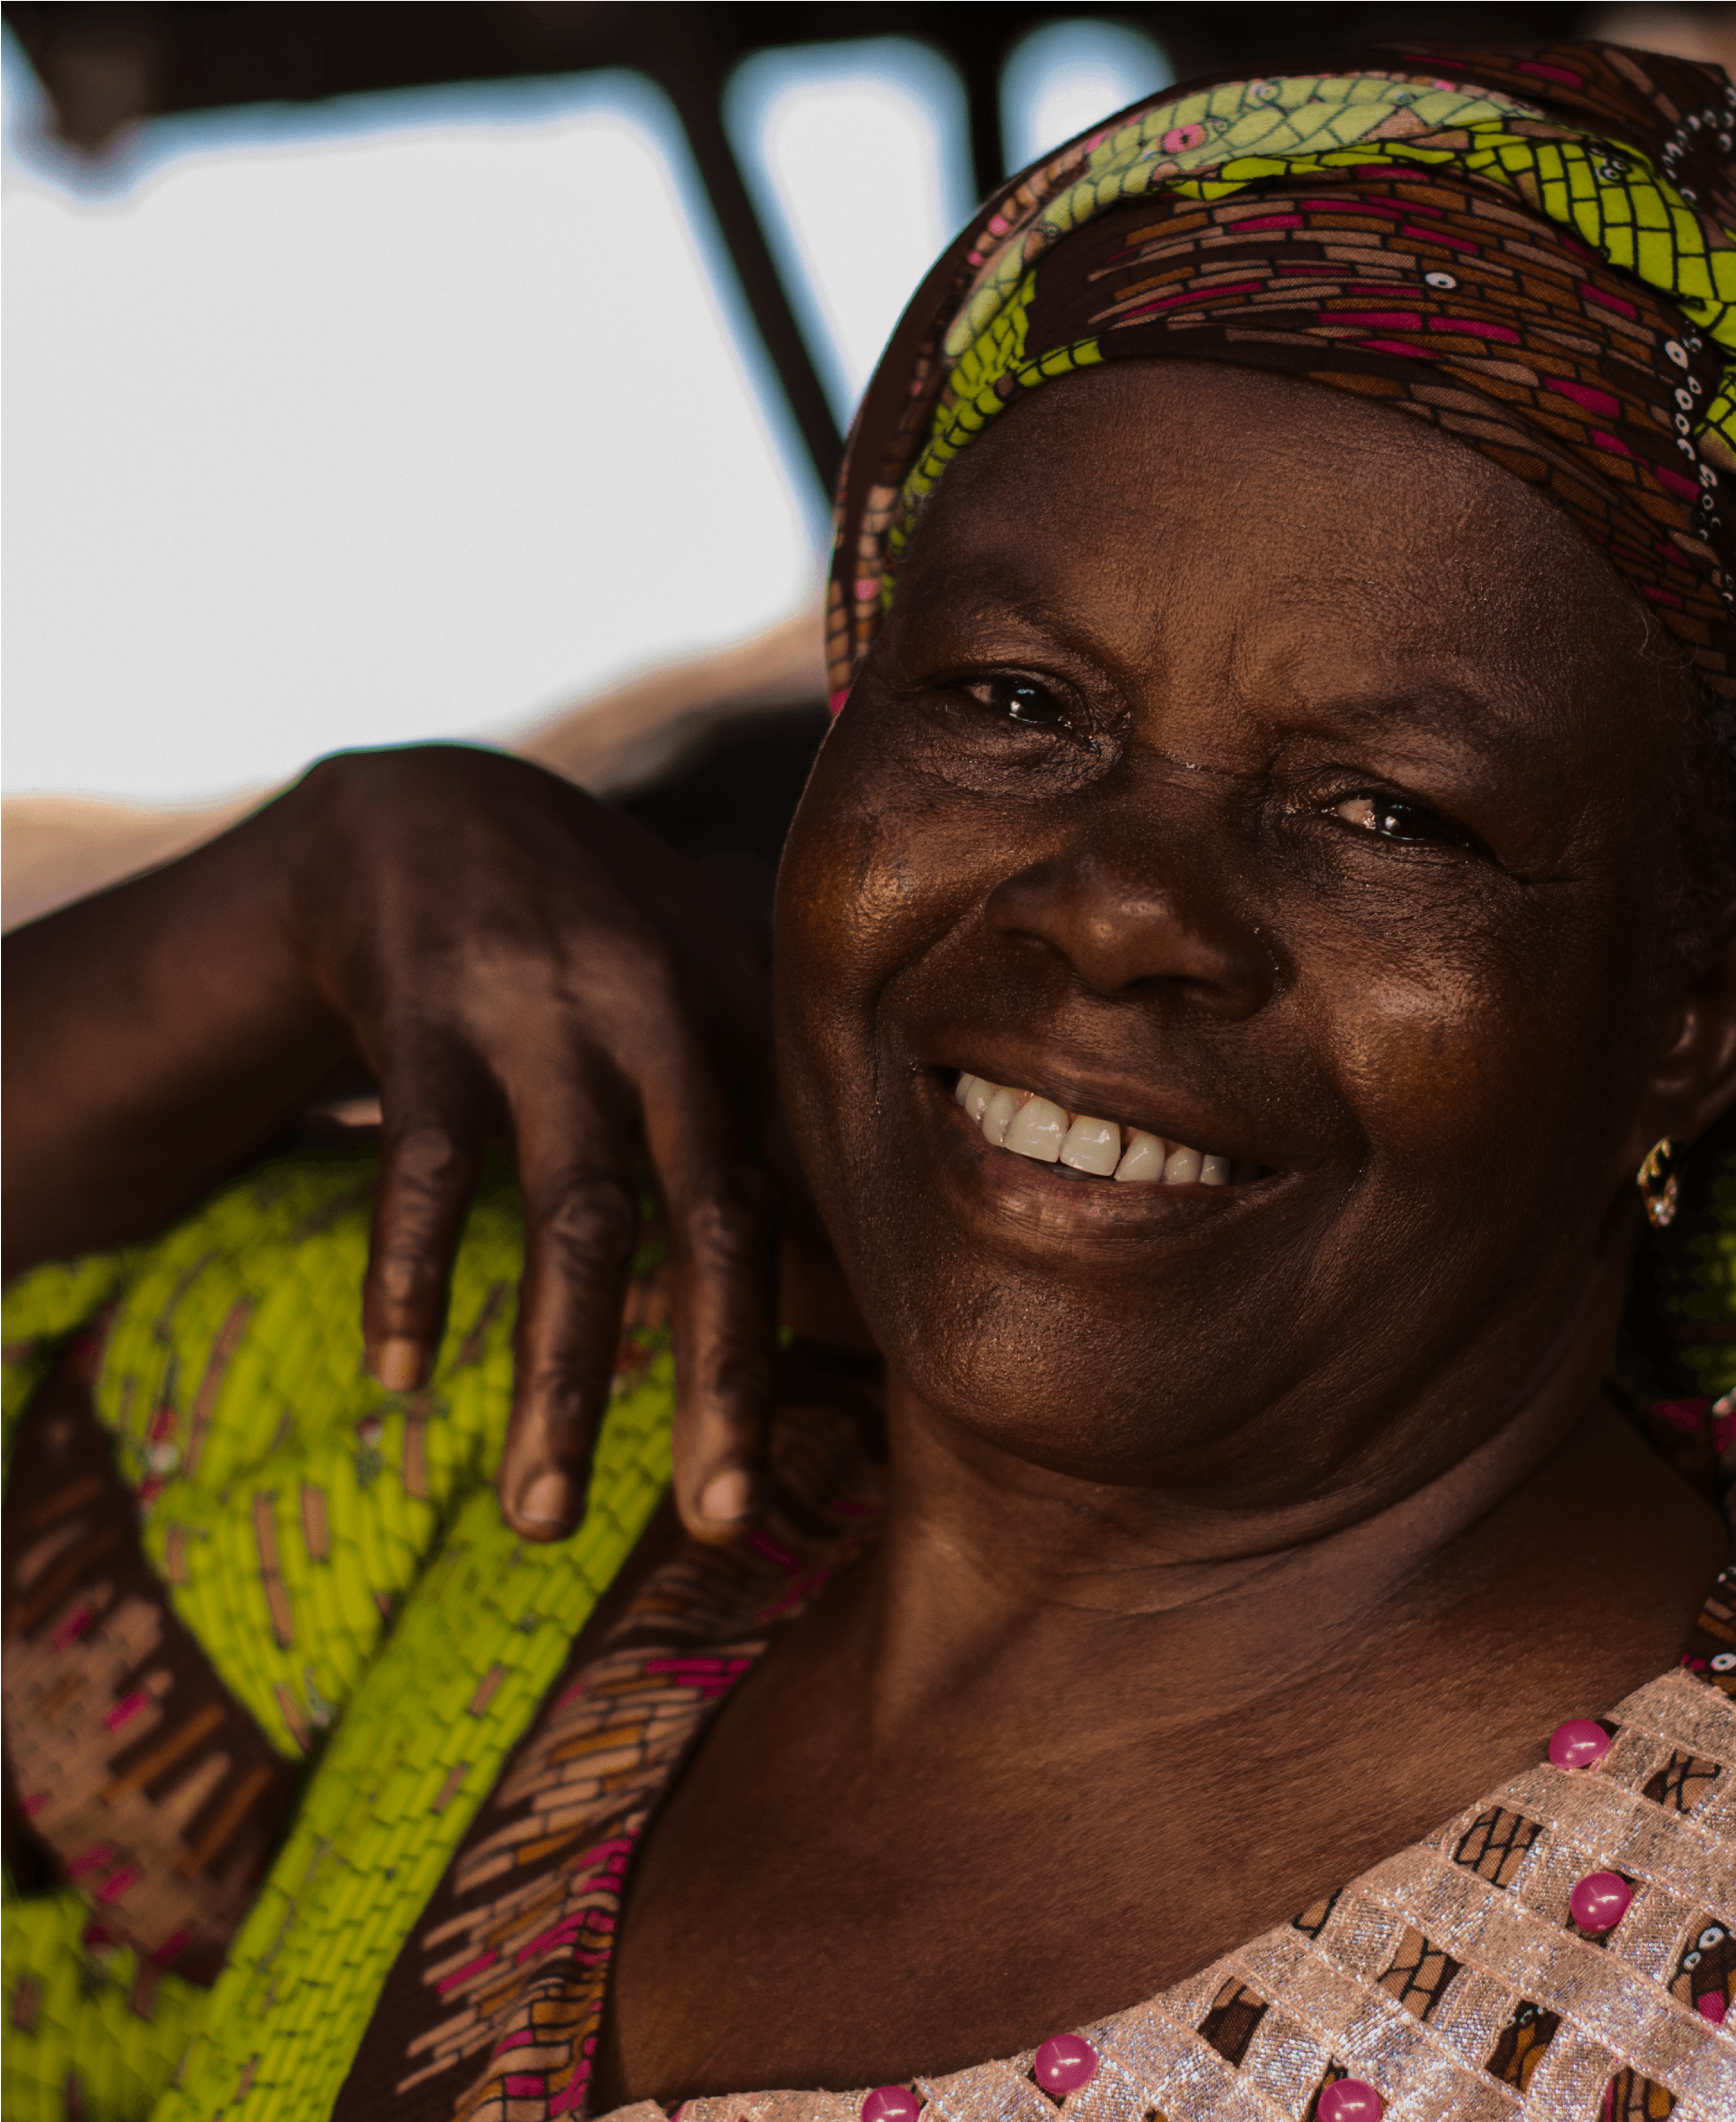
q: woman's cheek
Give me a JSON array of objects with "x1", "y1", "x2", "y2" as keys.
[{"x1": 1308, "y1": 919, "x2": 1616, "y2": 1223}]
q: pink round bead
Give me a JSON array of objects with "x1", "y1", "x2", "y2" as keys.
[
  {"x1": 1033, "y1": 2035, "x2": 1099, "y2": 2094},
  {"x1": 861, "y1": 2090, "x2": 922, "y2": 2122},
  {"x1": 1317, "y1": 2080, "x2": 1384, "y2": 2122},
  {"x1": 1698, "y1": 1990, "x2": 1728, "y2": 2026},
  {"x1": 1548, "y1": 1719, "x2": 1611, "y2": 1771},
  {"x1": 1568, "y1": 1871, "x2": 1633, "y2": 1933}
]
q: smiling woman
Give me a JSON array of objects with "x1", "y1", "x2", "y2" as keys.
[{"x1": 5, "y1": 36, "x2": 1736, "y2": 2122}]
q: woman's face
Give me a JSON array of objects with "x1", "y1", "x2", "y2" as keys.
[{"x1": 775, "y1": 362, "x2": 1724, "y2": 1503}]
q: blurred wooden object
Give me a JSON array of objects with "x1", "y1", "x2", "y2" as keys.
[{"x1": 1590, "y1": 4, "x2": 1736, "y2": 76}]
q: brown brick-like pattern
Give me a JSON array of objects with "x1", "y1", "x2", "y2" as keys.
[
  {"x1": 1642, "y1": 1749, "x2": 1723, "y2": 1812},
  {"x1": 1198, "y1": 1978, "x2": 1270, "y2": 2065},
  {"x1": 1377, "y1": 1926, "x2": 1463, "y2": 2020},
  {"x1": 2, "y1": 1350, "x2": 298, "y2": 1987},
  {"x1": 1291, "y1": 1891, "x2": 1341, "y2": 1941},
  {"x1": 1486, "y1": 2000, "x2": 1563, "y2": 2090},
  {"x1": 1453, "y1": 1805, "x2": 1543, "y2": 1886},
  {"x1": 1603, "y1": 2067, "x2": 1678, "y2": 2120}
]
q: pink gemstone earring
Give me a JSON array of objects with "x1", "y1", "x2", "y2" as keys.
[{"x1": 1637, "y1": 1136, "x2": 1679, "y2": 1228}]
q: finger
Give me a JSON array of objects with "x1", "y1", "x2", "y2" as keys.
[
  {"x1": 638, "y1": 1028, "x2": 780, "y2": 1542},
  {"x1": 670, "y1": 1159, "x2": 780, "y2": 1541},
  {"x1": 362, "y1": 1080, "x2": 485, "y2": 1393},
  {"x1": 497, "y1": 1152, "x2": 643, "y2": 1541}
]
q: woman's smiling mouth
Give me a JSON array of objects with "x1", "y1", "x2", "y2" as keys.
[{"x1": 950, "y1": 1071, "x2": 1258, "y2": 1187}]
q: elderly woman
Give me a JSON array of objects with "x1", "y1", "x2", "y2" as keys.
[{"x1": 5, "y1": 37, "x2": 1735, "y2": 2122}]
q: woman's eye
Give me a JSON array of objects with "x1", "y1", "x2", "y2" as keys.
[
  {"x1": 972, "y1": 675, "x2": 1068, "y2": 727},
  {"x1": 1331, "y1": 793, "x2": 1473, "y2": 850}
]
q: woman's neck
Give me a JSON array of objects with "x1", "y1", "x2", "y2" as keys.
[
  {"x1": 599, "y1": 1253, "x2": 1725, "y2": 2103},
  {"x1": 850, "y1": 1233, "x2": 1720, "y2": 1736}
]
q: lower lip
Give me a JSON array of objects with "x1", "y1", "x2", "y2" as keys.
[{"x1": 924, "y1": 1074, "x2": 1265, "y2": 1237}]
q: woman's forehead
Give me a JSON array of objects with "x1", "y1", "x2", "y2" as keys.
[{"x1": 895, "y1": 361, "x2": 1608, "y2": 656}]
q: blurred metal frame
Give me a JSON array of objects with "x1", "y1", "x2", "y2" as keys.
[{"x1": 2, "y1": 0, "x2": 1610, "y2": 499}]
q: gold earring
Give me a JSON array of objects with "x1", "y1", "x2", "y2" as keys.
[{"x1": 1638, "y1": 1137, "x2": 1679, "y2": 1228}]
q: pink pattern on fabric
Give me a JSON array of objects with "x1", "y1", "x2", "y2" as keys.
[
  {"x1": 1547, "y1": 378, "x2": 1623, "y2": 418},
  {"x1": 1656, "y1": 1398, "x2": 1715, "y2": 1431},
  {"x1": 373, "y1": 1400, "x2": 886, "y2": 2122},
  {"x1": 436, "y1": 1949, "x2": 497, "y2": 1995},
  {"x1": 1292, "y1": 196, "x2": 1411, "y2": 218},
  {"x1": 1401, "y1": 224, "x2": 1477, "y2": 251},
  {"x1": 1429, "y1": 318, "x2": 1521, "y2": 342},
  {"x1": 50, "y1": 1603, "x2": 94, "y2": 1649}
]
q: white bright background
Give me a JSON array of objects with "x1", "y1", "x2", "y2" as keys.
[
  {"x1": 5, "y1": 21, "x2": 1170, "y2": 807},
  {"x1": 1001, "y1": 19, "x2": 1173, "y2": 173},
  {"x1": 3, "y1": 64, "x2": 823, "y2": 803}
]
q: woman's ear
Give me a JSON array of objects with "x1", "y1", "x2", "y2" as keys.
[{"x1": 1642, "y1": 902, "x2": 1736, "y2": 1151}]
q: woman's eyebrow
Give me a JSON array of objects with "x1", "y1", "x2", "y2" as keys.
[
  {"x1": 1251, "y1": 676, "x2": 1568, "y2": 784},
  {"x1": 902, "y1": 579, "x2": 1100, "y2": 646}
]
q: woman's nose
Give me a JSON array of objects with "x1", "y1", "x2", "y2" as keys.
[{"x1": 983, "y1": 833, "x2": 1272, "y2": 1017}]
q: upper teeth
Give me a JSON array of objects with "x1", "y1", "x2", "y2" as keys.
[{"x1": 954, "y1": 1074, "x2": 1230, "y2": 1186}]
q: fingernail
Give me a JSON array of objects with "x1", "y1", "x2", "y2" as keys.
[
  {"x1": 699, "y1": 1468, "x2": 757, "y2": 1524},
  {"x1": 515, "y1": 1470, "x2": 575, "y2": 1527},
  {"x1": 374, "y1": 1337, "x2": 423, "y2": 1393}
]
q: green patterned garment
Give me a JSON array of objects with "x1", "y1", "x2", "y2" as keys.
[{"x1": 2, "y1": 1151, "x2": 673, "y2": 2121}]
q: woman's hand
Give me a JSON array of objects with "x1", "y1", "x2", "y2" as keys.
[
  {"x1": 298, "y1": 748, "x2": 783, "y2": 1543},
  {"x1": 4, "y1": 745, "x2": 788, "y2": 1543}
]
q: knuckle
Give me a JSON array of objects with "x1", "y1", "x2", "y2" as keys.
[
  {"x1": 382, "y1": 1121, "x2": 474, "y2": 1198},
  {"x1": 532, "y1": 1176, "x2": 640, "y2": 1274},
  {"x1": 514, "y1": 1360, "x2": 601, "y2": 1424},
  {"x1": 698, "y1": 1346, "x2": 774, "y2": 1414},
  {"x1": 366, "y1": 1245, "x2": 446, "y2": 1311},
  {"x1": 682, "y1": 1168, "x2": 777, "y2": 1274}
]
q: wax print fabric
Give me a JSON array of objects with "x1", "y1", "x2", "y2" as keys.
[{"x1": 828, "y1": 42, "x2": 1736, "y2": 706}]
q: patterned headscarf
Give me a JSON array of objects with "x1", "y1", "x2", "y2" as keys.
[{"x1": 827, "y1": 41, "x2": 1736, "y2": 704}]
